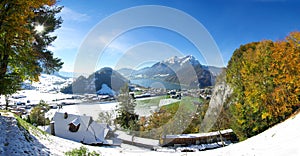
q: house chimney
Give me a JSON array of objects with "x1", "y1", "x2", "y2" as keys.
[
  {"x1": 50, "y1": 121, "x2": 55, "y2": 136},
  {"x1": 64, "y1": 112, "x2": 68, "y2": 119}
]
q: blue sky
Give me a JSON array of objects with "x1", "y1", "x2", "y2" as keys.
[{"x1": 51, "y1": 0, "x2": 300, "y2": 72}]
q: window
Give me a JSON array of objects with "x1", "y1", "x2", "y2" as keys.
[
  {"x1": 69, "y1": 118, "x2": 80, "y2": 132},
  {"x1": 69, "y1": 123, "x2": 80, "y2": 132}
]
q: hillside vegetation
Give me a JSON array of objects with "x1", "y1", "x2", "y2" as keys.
[
  {"x1": 225, "y1": 32, "x2": 300, "y2": 140},
  {"x1": 138, "y1": 97, "x2": 209, "y2": 139}
]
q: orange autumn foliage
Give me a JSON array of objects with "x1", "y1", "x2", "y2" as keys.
[{"x1": 226, "y1": 32, "x2": 300, "y2": 139}]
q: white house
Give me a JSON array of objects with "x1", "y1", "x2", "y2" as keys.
[{"x1": 47, "y1": 112, "x2": 119, "y2": 145}]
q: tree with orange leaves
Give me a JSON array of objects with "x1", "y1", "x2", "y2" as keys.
[{"x1": 226, "y1": 32, "x2": 300, "y2": 140}]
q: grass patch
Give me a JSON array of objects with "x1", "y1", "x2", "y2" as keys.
[
  {"x1": 136, "y1": 96, "x2": 202, "y2": 114},
  {"x1": 14, "y1": 114, "x2": 48, "y2": 138},
  {"x1": 14, "y1": 115, "x2": 35, "y2": 142},
  {"x1": 0, "y1": 110, "x2": 9, "y2": 116},
  {"x1": 180, "y1": 96, "x2": 203, "y2": 110},
  {"x1": 160, "y1": 101, "x2": 180, "y2": 112},
  {"x1": 160, "y1": 96, "x2": 201, "y2": 112},
  {"x1": 138, "y1": 96, "x2": 204, "y2": 139},
  {"x1": 136, "y1": 95, "x2": 169, "y2": 108},
  {"x1": 133, "y1": 90, "x2": 143, "y2": 95}
]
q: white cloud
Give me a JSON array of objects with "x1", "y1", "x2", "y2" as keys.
[{"x1": 60, "y1": 7, "x2": 90, "y2": 22}]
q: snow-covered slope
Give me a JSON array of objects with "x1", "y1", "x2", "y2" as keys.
[
  {"x1": 0, "y1": 112, "x2": 115, "y2": 155},
  {"x1": 0, "y1": 107, "x2": 300, "y2": 156},
  {"x1": 201, "y1": 111, "x2": 300, "y2": 156},
  {"x1": 1, "y1": 110, "x2": 299, "y2": 156},
  {"x1": 96, "y1": 84, "x2": 116, "y2": 96},
  {"x1": 23, "y1": 74, "x2": 72, "y2": 93},
  {"x1": 0, "y1": 112, "x2": 52, "y2": 155}
]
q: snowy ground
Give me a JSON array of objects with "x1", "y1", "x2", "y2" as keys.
[
  {"x1": 1, "y1": 109, "x2": 300, "y2": 156},
  {"x1": 0, "y1": 90, "x2": 76, "y2": 105},
  {"x1": 1, "y1": 88, "x2": 300, "y2": 155},
  {"x1": 158, "y1": 98, "x2": 180, "y2": 107},
  {"x1": 0, "y1": 112, "x2": 52, "y2": 155},
  {"x1": 0, "y1": 111, "x2": 147, "y2": 156},
  {"x1": 46, "y1": 95, "x2": 168, "y2": 120},
  {"x1": 200, "y1": 112, "x2": 300, "y2": 156}
]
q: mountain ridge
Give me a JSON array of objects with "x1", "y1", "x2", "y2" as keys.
[
  {"x1": 117, "y1": 55, "x2": 223, "y2": 88},
  {"x1": 61, "y1": 67, "x2": 128, "y2": 94}
]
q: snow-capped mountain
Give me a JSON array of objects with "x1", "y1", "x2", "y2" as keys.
[
  {"x1": 118, "y1": 55, "x2": 215, "y2": 88},
  {"x1": 163, "y1": 55, "x2": 200, "y2": 70}
]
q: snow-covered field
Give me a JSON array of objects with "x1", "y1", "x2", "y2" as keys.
[
  {"x1": 28, "y1": 74, "x2": 72, "y2": 93},
  {"x1": 0, "y1": 90, "x2": 76, "y2": 106}
]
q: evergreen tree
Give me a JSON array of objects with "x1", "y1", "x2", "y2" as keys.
[{"x1": 115, "y1": 84, "x2": 139, "y2": 132}]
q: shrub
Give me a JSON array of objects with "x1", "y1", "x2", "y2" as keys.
[
  {"x1": 65, "y1": 146, "x2": 100, "y2": 156},
  {"x1": 29, "y1": 100, "x2": 50, "y2": 126}
]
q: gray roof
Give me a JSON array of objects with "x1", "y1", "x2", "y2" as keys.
[
  {"x1": 51, "y1": 112, "x2": 111, "y2": 144},
  {"x1": 165, "y1": 129, "x2": 234, "y2": 139}
]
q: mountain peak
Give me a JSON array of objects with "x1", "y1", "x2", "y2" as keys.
[
  {"x1": 164, "y1": 56, "x2": 179, "y2": 64},
  {"x1": 61, "y1": 67, "x2": 128, "y2": 94},
  {"x1": 183, "y1": 55, "x2": 195, "y2": 60},
  {"x1": 96, "y1": 67, "x2": 113, "y2": 73},
  {"x1": 162, "y1": 55, "x2": 200, "y2": 67},
  {"x1": 116, "y1": 55, "x2": 214, "y2": 88}
]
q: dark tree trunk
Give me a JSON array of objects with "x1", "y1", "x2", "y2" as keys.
[
  {"x1": 5, "y1": 95, "x2": 9, "y2": 110},
  {"x1": 0, "y1": 55, "x2": 9, "y2": 76}
]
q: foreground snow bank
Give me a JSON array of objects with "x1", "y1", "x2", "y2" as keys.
[
  {"x1": 64, "y1": 110, "x2": 300, "y2": 156},
  {"x1": 2, "y1": 109, "x2": 300, "y2": 156},
  {"x1": 201, "y1": 111, "x2": 300, "y2": 156},
  {"x1": 0, "y1": 112, "x2": 51, "y2": 155}
]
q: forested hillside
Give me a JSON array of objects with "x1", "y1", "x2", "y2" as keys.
[{"x1": 225, "y1": 32, "x2": 300, "y2": 140}]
